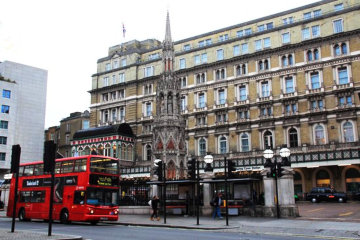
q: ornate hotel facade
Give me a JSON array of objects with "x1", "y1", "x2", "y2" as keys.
[{"x1": 86, "y1": 0, "x2": 360, "y2": 199}]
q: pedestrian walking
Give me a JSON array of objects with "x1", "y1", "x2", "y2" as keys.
[
  {"x1": 150, "y1": 195, "x2": 160, "y2": 221},
  {"x1": 212, "y1": 192, "x2": 223, "y2": 219}
]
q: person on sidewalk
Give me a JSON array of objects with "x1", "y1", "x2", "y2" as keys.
[
  {"x1": 150, "y1": 196, "x2": 160, "y2": 221},
  {"x1": 212, "y1": 192, "x2": 223, "y2": 219}
]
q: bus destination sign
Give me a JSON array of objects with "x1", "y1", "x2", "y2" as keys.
[{"x1": 89, "y1": 174, "x2": 118, "y2": 187}]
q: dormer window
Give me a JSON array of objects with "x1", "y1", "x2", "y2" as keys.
[
  {"x1": 183, "y1": 44, "x2": 191, "y2": 51},
  {"x1": 105, "y1": 63, "x2": 111, "y2": 71},
  {"x1": 120, "y1": 58, "x2": 126, "y2": 67},
  {"x1": 219, "y1": 34, "x2": 229, "y2": 42}
]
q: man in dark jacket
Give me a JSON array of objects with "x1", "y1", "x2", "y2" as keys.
[
  {"x1": 150, "y1": 196, "x2": 160, "y2": 221},
  {"x1": 212, "y1": 193, "x2": 223, "y2": 219}
]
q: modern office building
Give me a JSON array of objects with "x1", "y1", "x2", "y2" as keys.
[
  {"x1": 0, "y1": 61, "x2": 47, "y2": 179},
  {"x1": 88, "y1": 0, "x2": 360, "y2": 200}
]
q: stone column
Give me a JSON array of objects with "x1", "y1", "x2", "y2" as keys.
[
  {"x1": 261, "y1": 169, "x2": 276, "y2": 217},
  {"x1": 262, "y1": 172, "x2": 275, "y2": 207},
  {"x1": 201, "y1": 172, "x2": 214, "y2": 216},
  {"x1": 278, "y1": 167, "x2": 299, "y2": 217}
]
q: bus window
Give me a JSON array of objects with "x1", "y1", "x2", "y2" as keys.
[
  {"x1": 33, "y1": 164, "x2": 44, "y2": 176},
  {"x1": 90, "y1": 158, "x2": 118, "y2": 174},
  {"x1": 61, "y1": 161, "x2": 74, "y2": 173},
  {"x1": 74, "y1": 159, "x2": 87, "y2": 172},
  {"x1": 55, "y1": 162, "x2": 61, "y2": 174},
  {"x1": 20, "y1": 191, "x2": 31, "y2": 203},
  {"x1": 18, "y1": 166, "x2": 24, "y2": 176},
  {"x1": 74, "y1": 191, "x2": 85, "y2": 204},
  {"x1": 87, "y1": 188, "x2": 117, "y2": 206},
  {"x1": 31, "y1": 191, "x2": 45, "y2": 203},
  {"x1": 23, "y1": 165, "x2": 34, "y2": 176}
]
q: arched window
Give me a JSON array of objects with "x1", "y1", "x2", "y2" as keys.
[
  {"x1": 221, "y1": 69, "x2": 225, "y2": 79},
  {"x1": 334, "y1": 44, "x2": 340, "y2": 56},
  {"x1": 341, "y1": 43, "x2": 347, "y2": 54},
  {"x1": 84, "y1": 146, "x2": 90, "y2": 155},
  {"x1": 196, "y1": 74, "x2": 201, "y2": 84},
  {"x1": 343, "y1": 121, "x2": 355, "y2": 142},
  {"x1": 345, "y1": 168, "x2": 360, "y2": 193},
  {"x1": 236, "y1": 65, "x2": 241, "y2": 76},
  {"x1": 121, "y1": 143, "x2": 126, "y2": 160},
  {"x1": 282, "y1": 56, "x2": 288, "y2": 67},
  {"x1": 216, "y1": 70, "x2": 220, "y2": 80},
  {"x1": 288, "y1": 55, "x2": 293, "y2": 65},
  {"x1": 264, "y1": 130, "x2": 273, "y2": 149},
  {"x1": 316, "y1": 170, "x2": 330, "y2": 187},
  {"x1": 201, "y1": 73, "x2": 205, "y2": 82},
  {"x1": 314, "y1": 48, "x2": 319, "y2": 60},
  {"x1": 199, "y1": 138, "x2": 206, "y2": 156},
  {"x1": 242, "y1": 64, "x2": 246, "y2": 74},
  {"x1": 315, "y1": 125, "x2": 325, "y2": 145},
  {"x1": 306, "y1": 50, "x2": 313, "y2": 61},
  {"x1": 78, "y1": 147, "x2": 84, "y2": 156},
  {"x1": 167, "y1": 161, "x2": 176, "y2": 180},
  {"x1": 289, "y1": 128, "x2": 299, "y2": 147},
  {"x1": 264, "y1": 59, "x2": 269, "y2": 69},
  {"x1": 146, "y1": 144, "x2": 152, "y2": 161},
  {"x1": 104, "y1": 144, "x2": 111, "y2": 157},
  {"x1": 258, "y1": 61, "x2": 263, "y2": 71},
  {"x1": 241, "y1": 133, "x2": 249, "y2": 152},
  {"x1": 307, "y1": 50, "x2": 313, "y2": 61},
  {"x1": 127, "y1": 145, "x2": 133, "y2": 161},
  {"x1": 219, "y1": 136, "x2": 227, "y2": 154}
]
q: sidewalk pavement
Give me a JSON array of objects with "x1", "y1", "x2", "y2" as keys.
[
  {"x1": 115, "y1": 214, "x2": 360, "y2": 239},
  {"x1": 0, "y1": 211, "x2": 82, "y2": 240},
  {"x1": 0, "y1": 229, "x2": 82, "y2": 240}
]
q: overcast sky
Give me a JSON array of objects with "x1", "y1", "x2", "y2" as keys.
[{"x1": 0, "y1": 0, "x2": 318, "y2": 128}]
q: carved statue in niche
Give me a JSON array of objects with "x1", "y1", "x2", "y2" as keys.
[
  {"x1": 167, "y1": 93, "x2": 173, "y2": 114},
  {"x1": 160, "y1": 93, "x2": 165, "y2": 114}
]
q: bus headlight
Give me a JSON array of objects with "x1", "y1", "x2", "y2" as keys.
[
  {"x1": 89, "y1": 208, "x2": 94, "y2": 214},
  {"x1": 114, "y1": 209, "x2": 118, "y2": 215}
]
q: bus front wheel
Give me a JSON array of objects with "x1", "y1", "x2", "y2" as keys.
[
  {"x1": 19, "y1": 208, "x2": 29, "y2": 221},
  {"x1": 60, "y1": 209, "x2": 70, "y2": 224}
]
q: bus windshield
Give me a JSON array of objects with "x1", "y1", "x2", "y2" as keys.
[
  {"x1": 90, "y1": 157, "x2": 118, "y2": 174},
  {"x1": 86, "y1": 188, "x2": 117, "y2": 206}
]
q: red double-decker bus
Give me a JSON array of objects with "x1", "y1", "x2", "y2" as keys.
[{"x1": 7, "y1": 155, "x2": 119, "y2": 225}]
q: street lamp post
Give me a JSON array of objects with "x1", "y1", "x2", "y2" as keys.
[{"x1": 204, "y1": 154, "x2": 214, "y2": 172}]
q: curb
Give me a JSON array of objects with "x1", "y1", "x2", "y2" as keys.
[{"x1": 110, "y1": 221, "x2": 239, "y2": 230}]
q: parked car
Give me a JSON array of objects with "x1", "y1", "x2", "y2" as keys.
[
  {"x1": 306, "y1": 187, "x2": 347, "y2": 203},
  {"x1": 354, "y1": 192, "x2": 360, "y2": 201}
]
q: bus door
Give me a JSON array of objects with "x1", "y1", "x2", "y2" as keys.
[{"x1": 71, "y1": 190, "x2": 86, "y2": 220}]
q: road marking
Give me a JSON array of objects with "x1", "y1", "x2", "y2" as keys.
[
  {"x1": 307, "y1": 208, "x2": 324, "y2": 213},
  {"x1": 339, "y1": 212, "x2": 353, "y2": 217}
]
